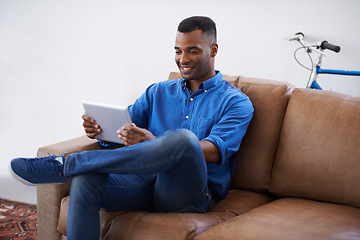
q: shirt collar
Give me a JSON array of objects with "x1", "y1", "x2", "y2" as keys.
[
  {"x1": 200, "y1": 70, "x2": 222, "y2": 91},
  {"x1": 181, "y1": 70, "x2": 223, "y2": 92}
]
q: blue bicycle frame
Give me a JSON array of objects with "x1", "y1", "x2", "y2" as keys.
[
  {"x1": 290, "y1": 33, "x2": 360, "y2": 90},
  {"x1": 309, "y1": 66, "x2": 360, "y2": 90}
]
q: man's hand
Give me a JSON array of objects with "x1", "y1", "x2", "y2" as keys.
[
  {"x1": 82, "y1": 114, "x2": 102, "y2": 139},
  {"x1": 117, "y1": 124, "x2": 155, "y2": 146}
]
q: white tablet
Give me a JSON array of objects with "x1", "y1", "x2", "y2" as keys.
[{"x1": 82, "y1": 101, "x2": 132, "y2": 144}]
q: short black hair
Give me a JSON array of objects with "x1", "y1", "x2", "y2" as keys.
[{"x1": 177, "y1": 16, "x2": 217, "y2": 42}]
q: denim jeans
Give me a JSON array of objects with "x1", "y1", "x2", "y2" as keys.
[{"x1": 64, "y1": 129, "x2": 213, "y2": 240}]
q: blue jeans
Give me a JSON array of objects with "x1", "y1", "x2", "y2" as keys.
[{"x1": 64, "y1": 129, "x2": 213, "y2": 240}]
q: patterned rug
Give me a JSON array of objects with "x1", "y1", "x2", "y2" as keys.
[{"x1": 0, "y1": 198, "x2": 37, "y2": 240}]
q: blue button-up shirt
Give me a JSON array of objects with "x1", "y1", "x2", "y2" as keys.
[{"x1": 128, "y1": 71, "x2": 253, "y2": 199}]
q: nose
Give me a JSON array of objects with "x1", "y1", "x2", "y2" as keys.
[{"x1": 178, "y1": 52, "x2": 190, "y2": 65}]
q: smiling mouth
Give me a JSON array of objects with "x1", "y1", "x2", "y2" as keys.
[{"x1": 180, "y1": 66, "x2": 194, "y2": 74}]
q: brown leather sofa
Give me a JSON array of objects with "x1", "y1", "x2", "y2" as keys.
[{"x1": 36, "y1": 72, "x2": 360, "y2": 240}]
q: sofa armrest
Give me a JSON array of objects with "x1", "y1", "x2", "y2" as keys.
[{"x1": 36, "y1": 136, "x2": 102, "y2": 240}]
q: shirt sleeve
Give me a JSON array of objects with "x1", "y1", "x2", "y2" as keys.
[
  {"x1": 203, "y1": 95, "x2": 254, "y2": 164},
  {"x1": 128, "y1": 83, "x2": 157, "y2": 129}
]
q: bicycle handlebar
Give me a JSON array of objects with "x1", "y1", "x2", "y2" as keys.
[
  {"x1": 288, "y1": 32, "x2": 341, "y2": 54},
  {"x1": 320, "y1": 41, "x2": 341, "y2": 53}
]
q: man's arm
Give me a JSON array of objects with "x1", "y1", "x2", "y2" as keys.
[{"x1": 200, "y1": 140, "x2": 220, "y2": 164}]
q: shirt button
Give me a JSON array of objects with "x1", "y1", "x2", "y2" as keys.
[
  {"x1": 204, "y1": 90, "x2": 208, "y2": 92},
  {"x1": 190, "y1": 98, "x2": 193, "y2": 101},
  {"x1": 186, "y1": 116, "x2": 189, "y2": 119}
]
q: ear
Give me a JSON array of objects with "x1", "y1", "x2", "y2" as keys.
[{"x1": 210, "y1": 43, "x2": 218, "y2": 57}]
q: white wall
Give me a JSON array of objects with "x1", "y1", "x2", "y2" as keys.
[{"x1": 1, "y1": 0, "x2": 359, "y2": 202}]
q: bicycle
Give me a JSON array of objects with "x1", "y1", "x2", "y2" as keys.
[{"x1": 288, "y1": 32, "x2": 360, "y2": 90}]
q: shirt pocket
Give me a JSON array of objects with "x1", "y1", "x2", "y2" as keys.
[{"x1": 196, "y1": 118, "x2": 215, "y2": 140}]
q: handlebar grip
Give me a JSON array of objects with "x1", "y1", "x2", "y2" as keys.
[{"x1": 320, "y1": 41, "x2": 341, "y2": 53}]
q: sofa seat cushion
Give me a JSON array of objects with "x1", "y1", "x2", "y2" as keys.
[
  {"x1": 194, "y1": 198, "x2": 360, "y2": 240},
  {"x1": 57, "y1": 189, "x2": 274, "y2": 239}
]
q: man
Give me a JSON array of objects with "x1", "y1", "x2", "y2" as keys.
[{"x1": 11, "y1": 16, "x2": 254, "y2": 239}]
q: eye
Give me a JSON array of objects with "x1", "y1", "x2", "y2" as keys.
[{"x1": 190, "y1": 50, "x2": 199, "y2": 54}]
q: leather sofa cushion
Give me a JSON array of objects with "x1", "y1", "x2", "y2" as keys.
[
  {"x1": 232, "y1": 77, "x2": 293, "y2": 191},
  {"x1": 57, "y1": 190, "x2": 274, "y2": 239},
  {"x1": 270, "y1": 88, "x2": 360, "y2": 208},
  {"x1": 195, "y1": 198, "x2": 360, "y2": 240}
]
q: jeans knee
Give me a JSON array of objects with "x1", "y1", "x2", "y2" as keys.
[
  {"x1": 160, "y1": 129, "x2": 202, "y2": 158},
  {"x1": 163, "y1": 129, "x2": 199, "y2": 150}
]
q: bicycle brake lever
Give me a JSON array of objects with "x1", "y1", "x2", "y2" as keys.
[{"x1": 286, "y1": 32, "x2": 304, "y2": 42}]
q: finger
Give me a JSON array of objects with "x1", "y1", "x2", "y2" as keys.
[
  {"x1": 120, "y1": 136, "x2": 136, "y2": 146},
  {"x1": 83, "y1": 122, "x2": 101, "y2": 133},
  {"x1": 83, "y1": 121, "x2": 94, "y2": 128},
  {"x1": 86, "y1": 128, "x2": 101, "y2": 138},
  {"x1": 86, "y1": 130, "x2": 98, "y2": 139},
  {"x1": 83, "y1": 115, "x2": 97, "y2": 129},
  {"x1": 118, "y1": 130, "x2": 134, "y2": 142},
  {"x1": 85, "y1": 125, "x2": 101, "y2": 133},
  {"x1": 121, "y1": 124, "x2": 135, "y2": 131},
  {"x1": 117, "y1": 125, "x2": 136, "y2": 137},
  {"x1": 118, "y1": 134, "x2": 130, "y2": 146},
  {"x1": 82, "y1": 114, "x2": 95, "y2": 123},
  {"x1": 84, "y1": 125, "x2": 101, "y2": 137},
  {"x1": 130, "y1": 123, "x2": 141, "y2": 132},
  {"x1": 118, "y1": 129, "x2": 138, "y2": 144}
]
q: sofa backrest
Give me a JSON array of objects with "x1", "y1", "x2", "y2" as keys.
[
  {"x1": 269, "y1": 88, "x2": 360, "y2": 208},
  {"x1": 231, "y1": 77, "x2": 293, "y2": 191},
  {"x1": 168, "y1": 72, "x2": 294, "y2": 192}
]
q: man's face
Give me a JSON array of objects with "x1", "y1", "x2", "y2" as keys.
[{"x1": 175, "y1": 29, "x2": 217, "y2": 82}]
